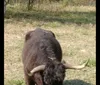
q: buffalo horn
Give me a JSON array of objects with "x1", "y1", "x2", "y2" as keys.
[
  {"x1": 63, "y1": 60, "x2": 88, "y2": 69},
  {"x1": 28, "y1": 65, "x2": 45, "y2": 76}
]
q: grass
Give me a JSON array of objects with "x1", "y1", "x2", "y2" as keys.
[
  {"x1": 5, "y1": 4, "x2": 95, "y2": 24},
  {"x1": 5, "y1": 80, "x2": 25, "y2": 85},
  {"x1": 4, "y1": 3, "x2": 95, "y2": 85}
]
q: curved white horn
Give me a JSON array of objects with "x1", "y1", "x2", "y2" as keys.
[
  {"x1": 28, "y1": 65, "x2": 45, "y2": 76},
  {"x1": 62, "y1": 60, "x2": 88, "y2": 70}
]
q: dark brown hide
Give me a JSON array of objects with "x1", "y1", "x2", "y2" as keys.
[{"x1": 22, "y1": 28, "x2": 65, "y2": 85}]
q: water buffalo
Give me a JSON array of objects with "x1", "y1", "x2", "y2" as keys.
[{"x1": 22, "y1": 28, "x2": 88, "y2": 85}]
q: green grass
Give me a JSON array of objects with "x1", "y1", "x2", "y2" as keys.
[
  {"x1": 87, "y1": 58, "x2": 96, "y2": 67},
  {"x1": 5, "y1": 80, "x2": 25, "y2": 85},
  {"x1": 4, "y1": 3, "x2": 95, "y2": 85},
  {"x1": 5, "y1": 4, "x2": 95, "y2": 25}
]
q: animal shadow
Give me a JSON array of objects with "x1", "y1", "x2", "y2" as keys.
[{"x1": 63, "y1": 79, "x2": 92, "y2": 85}]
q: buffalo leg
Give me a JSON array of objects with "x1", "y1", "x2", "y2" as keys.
[
  {"x1": 32, "y1": 72, "x2": 44, "y2": 85},
  {"x1": 24, "y1": 73, "x2": 35, "y2": 85},
  {"x1": 24, "y1": 69, "x2": 35, "y2": 85}
]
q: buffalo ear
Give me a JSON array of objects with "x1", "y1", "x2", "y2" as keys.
[
  {"x1": 49, "y1": 31, "x2": 55, "y2": 38},
  {"x1": 25, "y1": 31, "x2": 33, "y2": 42},
  {"x1": 51, "y1": 31, "x2": 55, "y2": 38}
]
